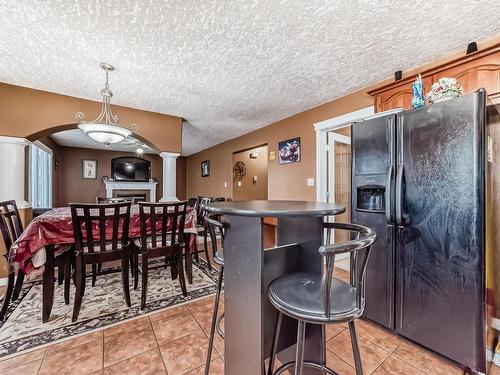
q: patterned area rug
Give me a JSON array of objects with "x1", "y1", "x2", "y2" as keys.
[{"x1": 0, "y1": 259, "x2": 218, "y2": 357}]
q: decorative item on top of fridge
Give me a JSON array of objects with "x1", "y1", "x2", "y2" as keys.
[
  {"x1": 411, "y1": 74, "x2": 425, "y2": 109},
  {"x1": 426, "y1": 77, "x2": 464, "y2": 103}
]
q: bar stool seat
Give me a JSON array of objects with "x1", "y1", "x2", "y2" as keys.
[
  {"x1": 269, "y1": 273, "x2": 357, "y2": 323},
  {"x1": 213, "y1": 249, "x2": 224, "y2": 266}
]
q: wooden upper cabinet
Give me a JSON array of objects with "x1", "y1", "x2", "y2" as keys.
[
  {"x1": 433, "y1": 53, "x2": 500, "y2": 97},
  {"x1": 370, "y1": 45, "x2": 500, "y2": 112},
  {"x1": 374, "y1": 76, "x2": 432, "y2": 112}
]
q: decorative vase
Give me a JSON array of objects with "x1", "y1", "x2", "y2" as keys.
[{"x1": 411, "y1": 74, "x2": 425, "y2": 108}]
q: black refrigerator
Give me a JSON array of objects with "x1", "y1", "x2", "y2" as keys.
[{"x1": 351, "y1": 90, "x2": 496, "y2": 374}]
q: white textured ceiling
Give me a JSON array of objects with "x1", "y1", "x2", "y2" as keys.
[
  {"x1": 50, "y1": 129, "x2": 154, "y2": 154},
  {"x1": 1, "y1": 1, "x2": 499, "y2": 155}
]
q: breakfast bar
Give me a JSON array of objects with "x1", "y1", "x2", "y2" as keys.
[{"x1": 204, "y1": 200, "x2": 345, "y2": 375}]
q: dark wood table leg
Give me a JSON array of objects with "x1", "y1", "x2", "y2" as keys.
[
  {"x1": 184, "y1": 234, "x2": 193, "y2": 284},
  {"x1": 42, "y1": 245, "x2": 55, "y2": 323}
]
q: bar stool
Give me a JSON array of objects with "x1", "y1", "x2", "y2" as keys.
[
  {"x1": 267, "y1": 222, "x2": 376, "y2": 375},
  {"x1": 204, "y1": 216, "x2": 225, "y2": 375}
]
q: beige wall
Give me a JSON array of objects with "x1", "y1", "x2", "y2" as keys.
[
  {"x1": 186, "y1": 89, "x2": 373, "y2": 201},
  {"x1": 0, "y1": 83, "x2": 182, "y2": 153},
  {"x1": 232, "y1": 145, "x2": 268, "y2": 201}
]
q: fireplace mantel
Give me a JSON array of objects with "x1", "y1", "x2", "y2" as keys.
[{"x1": 104, "y1": 181, "x2": 158, "y2": 202}]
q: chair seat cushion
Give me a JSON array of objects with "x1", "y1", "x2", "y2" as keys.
[{"x1": 268, "y1": 272, "x2": 357, "y2": 323}]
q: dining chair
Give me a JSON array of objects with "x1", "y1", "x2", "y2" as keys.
[
  {"x1": 0, "y1": 200, "x2": 26, "y2": 321},
  {"x1": 267, "y1": 222, "x2": 376, "y2": 375},
  {"x1": 136, "y1": 201, "x2": 188, "y2": 309},
  {"x1": 204, "y1": 215, "x2": 225, "y2": 375},
  {"x1": 70, "y1": 201, "x2": 132, "y2": 322},
  {"x1": 194, "y1": 196, "x2": 212, "y2": 268},
  {"x1": 1, "y1": 201, "x2": 72, "y2": 322}
]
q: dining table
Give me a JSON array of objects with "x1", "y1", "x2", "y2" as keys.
[
  {"x1": 8, "y1": 204, "x2": 198, "y2": 322},
  {"x1": 204, "y1": 200, "x2": 346, "y2": 375}
]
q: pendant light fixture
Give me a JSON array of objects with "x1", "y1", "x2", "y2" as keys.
[{"x1": 76, "y1": 63, "x2": 133, "y2": 145}]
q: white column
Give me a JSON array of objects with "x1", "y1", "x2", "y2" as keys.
[
  {"x1": 0, "y1": 136, "x2": 31, "y2": 208},
  {"x1": 159, "y1": 152, "x2": 179, "y2": 202}
]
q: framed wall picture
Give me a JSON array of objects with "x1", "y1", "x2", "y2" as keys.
[
  {"x1": 201, "y1": 160, "x2": 210, "y2": 177},
  {"x1": 82, "y1": 159, "x2": 98, "y2": 179},
  {"x1": 278, "y1": 137, "x2": 301, "y2": 164}
]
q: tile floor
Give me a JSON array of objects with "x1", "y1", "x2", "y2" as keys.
[
  {"x1": 0, "y1": 289, "x2": 483, "y2": 375},
  {"x1": 1, "y1": 267, "x2": 498, "y2": 375}
]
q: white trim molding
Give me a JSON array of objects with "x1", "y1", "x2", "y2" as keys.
[
  {"x1": 105, "y1": 181, "x2": 158, "y2": 202},
  {"x1": 0, "y1": 136, "x2": 31, "y2": 208},
  {"x1": 314, "y1": 106, "x2": 374, "y2": 202}
]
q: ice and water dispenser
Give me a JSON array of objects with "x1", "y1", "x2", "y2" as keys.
[{"x1": 356, "y1": 185, "x2": 385, "y2": 212}]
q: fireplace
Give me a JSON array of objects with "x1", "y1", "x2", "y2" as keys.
[{"x1": 116, "y1": 193, "x2": 147, "y2": 204}]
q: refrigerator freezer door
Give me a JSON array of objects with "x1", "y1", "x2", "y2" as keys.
[
  {"x1": 352, "y1": 114, "x2": 396, "y2": 329},
  {"x1": 395, "y1": 92, "x2": 486, "y2": 372}
]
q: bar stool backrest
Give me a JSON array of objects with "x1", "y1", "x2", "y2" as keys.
[
  {"x1": 195, "y1": 197, "x2": 212, "y2": 226},
  {"x1": 138, "y1": 201, "x2": 188, "y2": 250},
  {"x1": 320, "y1": 222, "x2": 377, "y2": 319},
  {"x1": 0, "y1": 200, "x2": 24, "y2": 251},
  {"x1": 205, "y1": 216, "x2": 225, "y2": 256},
  {"x1": 70, "y1": 202, "x2": 132, "y2": 254}
]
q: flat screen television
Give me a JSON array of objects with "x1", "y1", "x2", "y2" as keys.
[{"x1": 111, "y1": 157, "x2": 151, "y2": 182}]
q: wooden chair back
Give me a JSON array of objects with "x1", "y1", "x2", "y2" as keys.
[
  {"x1": 0, "y1": 200, "x2": 24, "y2": 252},
  {"x1": 138, "y1": 201, "x2": 188, "y2": 251},
  {"x1": 70, "y1": 202, "x2": 132, "y2": 255}
]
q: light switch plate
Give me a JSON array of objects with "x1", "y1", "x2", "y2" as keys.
[
  {"x1": 237, "y1": 181, "x2": 242, "y2": 187},
  {"x1": 307, "y1": 178, "x2": 315, "y2": 186}
]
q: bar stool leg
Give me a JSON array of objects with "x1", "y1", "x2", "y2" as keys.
[
  {"x1": 204, "y1": 265, "x2": 224, "y2": 375},
  {"x1": 295, "y1": 320, "x2": 306, "y2": 375},
  {"x1": 349, "y1": 321, "x2": 364, "y2": 375},
  {"x1": 268, "y1": 311, "x2": 283, "y2": 375}
]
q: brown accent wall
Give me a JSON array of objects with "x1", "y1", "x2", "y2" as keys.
[
  {"x1": 186, "y1": 90, "x2": 373, "y2": 201},
  {"x1": 232, "y1": 145, "x2": 268, "y2": 201},
  {"x1": 55, "y1": 147, "x2": 163, "y2": 205},
  {"x1": 176, "y1": 157, "x2": 187, "y2": 201},
  {"x1": 0, "y1": 83, "x2": 182, "y2": 153}
]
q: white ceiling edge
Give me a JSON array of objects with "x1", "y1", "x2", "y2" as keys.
[
  {"x1": 1, "y1": 1, "x2": 499, "y2": 157},
  {"x1": 50, "y1": 129, "x2": 155, "y2": 154}
]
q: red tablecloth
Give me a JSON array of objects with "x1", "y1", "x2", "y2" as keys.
[{"x1": 9, "y1": 205, "x2": 197, "y2": 280}]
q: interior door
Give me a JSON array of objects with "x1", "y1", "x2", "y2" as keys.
[
  {"x1": 395, "y1": 92, "x2": 486, "y2": 372},
  {"x1": 327, "y1": 130, "x2": 351, "y2": 255}
]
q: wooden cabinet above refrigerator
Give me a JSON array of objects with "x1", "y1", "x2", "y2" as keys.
[{"x1": 368, "y1": 44, "x2": 500, "y2": 112}]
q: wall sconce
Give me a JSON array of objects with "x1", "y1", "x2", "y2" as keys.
[{"x1": 250, "y1": 152, "x2": 259, "y2": 159}]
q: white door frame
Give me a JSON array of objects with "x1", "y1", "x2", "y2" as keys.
[
  {"x1": 327, "y1": 132, "x2": 351, "y2": 205},
  {"x1": 314, "y1": 106, "x2": 374, "y2": 202}
]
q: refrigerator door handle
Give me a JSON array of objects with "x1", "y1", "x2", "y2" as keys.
[
  {"x1": 385, "y1": 164, "x2": 393, "y2": 223},
  {"x1": 395, "y1": 164, "x2": 404, "y2": 226}
]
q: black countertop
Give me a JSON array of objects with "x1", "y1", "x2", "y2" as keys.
[{"x1": 204, "y1": 200, "x2": 345, "y2": 217}]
